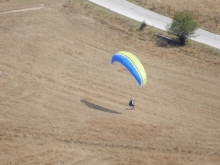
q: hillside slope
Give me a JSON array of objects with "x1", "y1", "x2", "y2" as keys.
[{"x1": 0, "y1": 0, "x2": 220, "y2": 164}]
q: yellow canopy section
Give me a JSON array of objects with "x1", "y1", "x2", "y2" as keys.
[{"x1": 114, "y1": 51, "x2": 147, "y2": 86}]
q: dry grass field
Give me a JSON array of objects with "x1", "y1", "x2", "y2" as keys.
[
  {"x1": 1, "y1": 0, "x2": 220, "y2": 164},
  {"x1": 130, "y1": 0, "x2": 220, "y2": 34}
]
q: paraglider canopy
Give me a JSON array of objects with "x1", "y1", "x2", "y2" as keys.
[{"x1": 111, "y1": 51, "x2": 147, "y2": 87}]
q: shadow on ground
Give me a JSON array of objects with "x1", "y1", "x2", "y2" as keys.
[{"x1": 80, "y1": 99, "x2": 122, "y2": 114}]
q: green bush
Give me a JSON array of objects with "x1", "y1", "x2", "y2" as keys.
[{"x1": 167, "y1": 12, "x2": 198, "y2": 45}]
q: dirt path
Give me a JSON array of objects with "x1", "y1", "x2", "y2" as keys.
[{"x1": 0, "y1": 0, "x2": 220, "y2": 164}]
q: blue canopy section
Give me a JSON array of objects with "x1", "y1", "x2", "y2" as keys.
[{"x1": 111, "y1": 53, "x2": 143, "y2": 86}]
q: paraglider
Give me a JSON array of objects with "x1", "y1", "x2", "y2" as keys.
[
  {"x1": 111, "y1": 51, "x2": 147, "y2": 87},
  {"x1": 129, "y1": 98, "x2": 135, "y2": 110}
]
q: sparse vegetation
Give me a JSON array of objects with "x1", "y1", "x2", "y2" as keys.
[
  {"x1": 66, "y1": 0, "x2": 220, "y2": 59},
  {"x1": 139, "y1": 21, "x2": 147, "y2": 31},
  {"x1": 128, "y1": 0, "x2": 220, "y2": 34}
]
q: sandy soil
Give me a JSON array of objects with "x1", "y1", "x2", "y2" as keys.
[{"x1": 0, "y1": 0, "x2": 220, "y2": 164}]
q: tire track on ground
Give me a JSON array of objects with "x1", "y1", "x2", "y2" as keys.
[{"x1": 0, "y1": 5, "x2": 45, "y2": 15}]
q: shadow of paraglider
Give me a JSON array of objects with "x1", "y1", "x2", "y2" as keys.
[{"x1": 80, "y1": 99, "x2": 122, "y2": 114}]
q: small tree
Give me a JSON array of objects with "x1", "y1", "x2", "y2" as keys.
[
  {"x1": 167, "y1": 12, "x2": 198, "y2": 45},
  {"x1": 139, "y1": 21, "x2": 147, "y2": 31}
]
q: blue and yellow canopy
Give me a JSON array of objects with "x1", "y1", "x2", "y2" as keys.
[{"x1": 111, "y1": 51, "x2": 147, "y2": 87}]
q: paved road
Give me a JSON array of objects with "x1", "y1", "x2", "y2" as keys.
[{"x1": 89, "y1": 0, "x2": 220, "y2": 49}]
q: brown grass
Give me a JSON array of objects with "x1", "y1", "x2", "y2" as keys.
[
  {"x1": 129, "y1": 0, "x2": 220, "y2": 34},
  {"x1": 0, "y1": 0, "x2": 220, "y2": 164}
]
